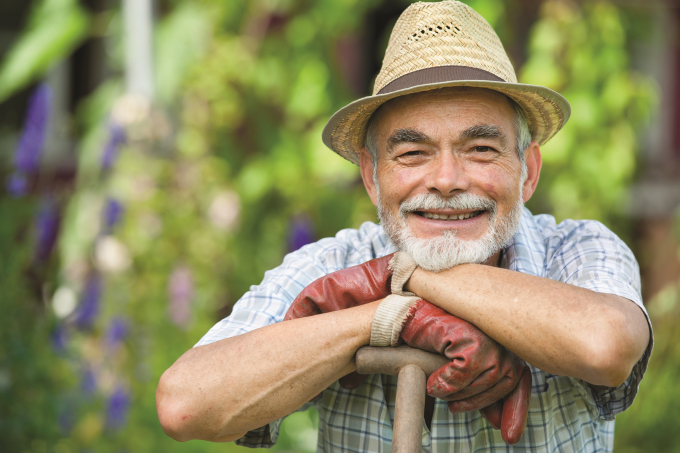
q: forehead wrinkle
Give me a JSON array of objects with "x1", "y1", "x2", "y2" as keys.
[
  {"x1": 387, "y1": 128, "x2": 431, "y2": 153},
  {"x1": 459, "y1": 124, "x2": 509, "y2": 148}
]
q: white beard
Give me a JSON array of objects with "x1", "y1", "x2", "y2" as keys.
[{"x1": 377, "y1": 190, "x2": 524, "y2": 272}]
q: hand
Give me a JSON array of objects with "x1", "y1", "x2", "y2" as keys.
[
  {"x1": 478, "y1": 372, "x2": 532, "y2": 445},
  {"x1": 382, "y1": 252, "x2": 533, "y2": 444},
  {"x1": 284, "y1": 253, "x2": 396, "y2": 388},
  {"x1": 399, "y1": 299, "x2": 532, "y2": 445}
]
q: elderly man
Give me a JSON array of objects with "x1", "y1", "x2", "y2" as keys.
[{"x1": 156, "y1": 2, "x2": 652, "y2": 452}]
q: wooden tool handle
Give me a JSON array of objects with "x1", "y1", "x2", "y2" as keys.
[
  {"x1": 355, "y1": 345, "x2": 448, "y2": 453},
  {"x1": 355, "y1": 345, "x2": 449, "y2": 376},
  {"x1": 393, "y1": 365, "x2": 427, "y2": 453}
]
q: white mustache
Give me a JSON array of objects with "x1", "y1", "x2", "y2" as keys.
[{"x1": 399, "y1": 193, "x2": 496, "y2": 218}]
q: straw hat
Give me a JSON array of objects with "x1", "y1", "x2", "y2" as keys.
[{"x1": 322, "y1": 0, "x2": 570, "y2": 165}]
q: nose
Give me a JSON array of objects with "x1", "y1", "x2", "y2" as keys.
[{"x1": 426, "y1": 152, "x2": 471, "y2": 196}]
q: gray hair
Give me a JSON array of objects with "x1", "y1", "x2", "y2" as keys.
[{"x1": 364, "y1": 94, "x2": 532, "y2": 179}]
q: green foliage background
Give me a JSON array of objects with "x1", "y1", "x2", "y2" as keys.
[{"x1": 0, "y1": 0, "x2": 674, "y2": 452}]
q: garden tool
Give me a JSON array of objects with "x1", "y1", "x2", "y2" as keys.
[{"x1": 355, "y1": 345, "x2": 448, "y2": 453}]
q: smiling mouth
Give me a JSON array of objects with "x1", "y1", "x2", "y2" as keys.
[{"x1": 414, "y1": 210, "x2": 485, "y2": 221}]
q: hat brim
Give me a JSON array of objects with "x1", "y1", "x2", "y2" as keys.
[{"x1": 322, "y1": 80, "x2": 571, "y2": 166}]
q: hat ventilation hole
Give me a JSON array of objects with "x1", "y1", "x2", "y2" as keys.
[{"x1": 408, "y1": 22, "x2": 462, "y2": 43}]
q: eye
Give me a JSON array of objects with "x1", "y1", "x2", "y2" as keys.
[
  {"x1": 473, "y1": 146, "x2": 495, "y2": 153},
  {"x1": 396, "y1": 149, "x2": 425, "y2": 160}
]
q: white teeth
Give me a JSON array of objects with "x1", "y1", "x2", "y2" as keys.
[{"x1": 421, "y1": 211, "x2": 480, "y2": 220}]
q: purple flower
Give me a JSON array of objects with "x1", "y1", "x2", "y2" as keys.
[
  {"x1": 51, "y1": 324, "x2": 68, "y2": 352},
  {"x1": 101, "y1": 122, "x2": 126, "y2": 170},
  {"x1": 105, "y1": 317, "x2": 128, "y2": 350},
  {"x1": 34, "y1": 196, "x2": 61, "y2": 262},
  {"x1": 106, "y1": 386, "x2": 130, "y2": 430},
  {"x1": 6, "y1": 172, "x2": 28, "y2": 197},
  {"x1": 80, "y1": 366, "x2": 97, "y2": 395},
  {"x1": 287, "y1": 214, "x2": 315, "y2": 252},
  {"x1": 74, "y1": 275, "x2": 102, "y2": 330},
  {"x1": 168, "y1": 266, "x2": 194, "y2": 327},
  {"x1": 5, "y1": 84, "x2": 52, "y2": 196},
  {"x1": 14, "y1": 84, "x2": 51, "y2": 173},
  {"x1": 102, "y1": 198, "x2": 124, "y2": 233}
]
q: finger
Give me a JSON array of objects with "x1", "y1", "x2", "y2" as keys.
[
  {"x1": 434, "y1": 362, "x2": 512, "y2": 401},
  {"x1": 446, "y1": 374, "x2": 515, "y2": 413},
  {"x1": 339, "y1": 372, "x2": 368, "y2": 390},
  {"x1": 426, "y1": 362, "x2": 484, "y2": 399},
  {"x1": 479, "y1": 401, "x2": 503, "y2": 430},
  {"x1": 437, "y1": 379, "x2": 494, "y2": 401},
  {"x1": 439, "y1": 367, "x2": 515, "y2": 404},
  {"x1": 429, "y1": 352, "x2": 514, "y2": 400},
  {"x1": 501, "y1": 368, "x2": 533, "y2": 445}
]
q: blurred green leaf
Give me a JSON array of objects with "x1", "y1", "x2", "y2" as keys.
[
  {"x1": 0, "y1": 0, "x2": 89, "y2": 102},
  {"x1": 155, "y1": 3, "x2": 210, "y2": 104},
  {"x1": 615, "y1": 282, "x2": 680, "y2": 452},
  {"x1": 522, "y1": 0, "x2": 655, "y2": 234}
]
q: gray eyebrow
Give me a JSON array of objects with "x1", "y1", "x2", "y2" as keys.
[
  {"x1": 459, "y1": 124, "x2": 508, "y2": 147},
  {"x1": 387, "y1": 128, "x2": 431, "y2": 153}
]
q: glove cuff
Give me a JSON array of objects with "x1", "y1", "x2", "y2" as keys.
[
  {"x1": 370, "y1": 294, "x2": 421, "y2": 347},
  {"x1": 389, "y1": 251, "x2": 418, "y2": 296}
]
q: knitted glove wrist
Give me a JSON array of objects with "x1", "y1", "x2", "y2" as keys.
[
  {"x1": 388, "y1": 251, "x2": 418, "y2": 296},
  {"x1": 370, "y1": 294, "x2": 421, "y2": 346}
]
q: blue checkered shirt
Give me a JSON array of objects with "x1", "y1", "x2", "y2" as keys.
[{"x1": 197, "y1": 208, "x2": 653, "y2": 452}]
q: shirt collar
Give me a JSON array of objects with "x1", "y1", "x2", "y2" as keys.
[{"x1": 499, "y1": 207, "x2": 546, "y2": 278}]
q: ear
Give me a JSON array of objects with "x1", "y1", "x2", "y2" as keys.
[
  {"x1": 359, "y1": 148, "x2": 379, "y2": 207},
  {"x1": 522, "y1": 141, "x2": 542, "y2": 202}
]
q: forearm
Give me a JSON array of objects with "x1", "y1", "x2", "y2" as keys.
[
  {"x1": 156, "y1": 301, "x2": 379, "y2": 442},
  {"x1": 407, "y1": 265, "x2": 649, "y2": 386}
]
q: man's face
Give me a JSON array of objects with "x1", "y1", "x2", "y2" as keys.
[{"x1": 360, "y1": 88, "x2": 539, "y2": 271}]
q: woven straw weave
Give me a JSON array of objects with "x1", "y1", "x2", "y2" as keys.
[
  {"x1": 375, "y1": 1, "x2": 516, "y2": 94},
  {"x1": 322, "y1": 0, "x2": 571, "y2": 166}
]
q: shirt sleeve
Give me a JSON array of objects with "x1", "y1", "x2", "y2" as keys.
[
  {"x1": 195, "y1": 243, "x2": 337, "y2": 347},
  {"x1": 193, "y1": 236, "x2": 357, "y2": 446},
  {"x1": 546, "y1": 220, "x2": 653, "y2": 420},
  {"x1": 195, "y1": 222, "x2": 385, "y2": 346}
]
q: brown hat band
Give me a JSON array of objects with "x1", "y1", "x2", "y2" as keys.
[{"x1": 377, "y1": 65, "x2": 505, "y2": 95}]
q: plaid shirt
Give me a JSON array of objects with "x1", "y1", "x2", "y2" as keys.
[{"x1": 197, "y1": 208, "x2": 653, "y2": 452}]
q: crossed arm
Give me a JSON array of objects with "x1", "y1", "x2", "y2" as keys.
[
  {"x1": 156, "y1": 301, "x2": 381, "y2": 442},
  {"x1": 406, "y1": 265, "x2": 650, "y2": 386},
  {"x1": 156, "y1": 265, "x2": 649, "y2": 442}
]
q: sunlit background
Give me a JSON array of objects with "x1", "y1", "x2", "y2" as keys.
[{"x1": 1, "y1": 0, "x2": 679, "y2": 452}]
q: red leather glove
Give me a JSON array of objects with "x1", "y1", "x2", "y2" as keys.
[
  {"x1": 400, "y1": 299, "x2": 532, "y2": 445},
  {"x1": 283, "y1": 253, "x2": 395, "y2": 388}
]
